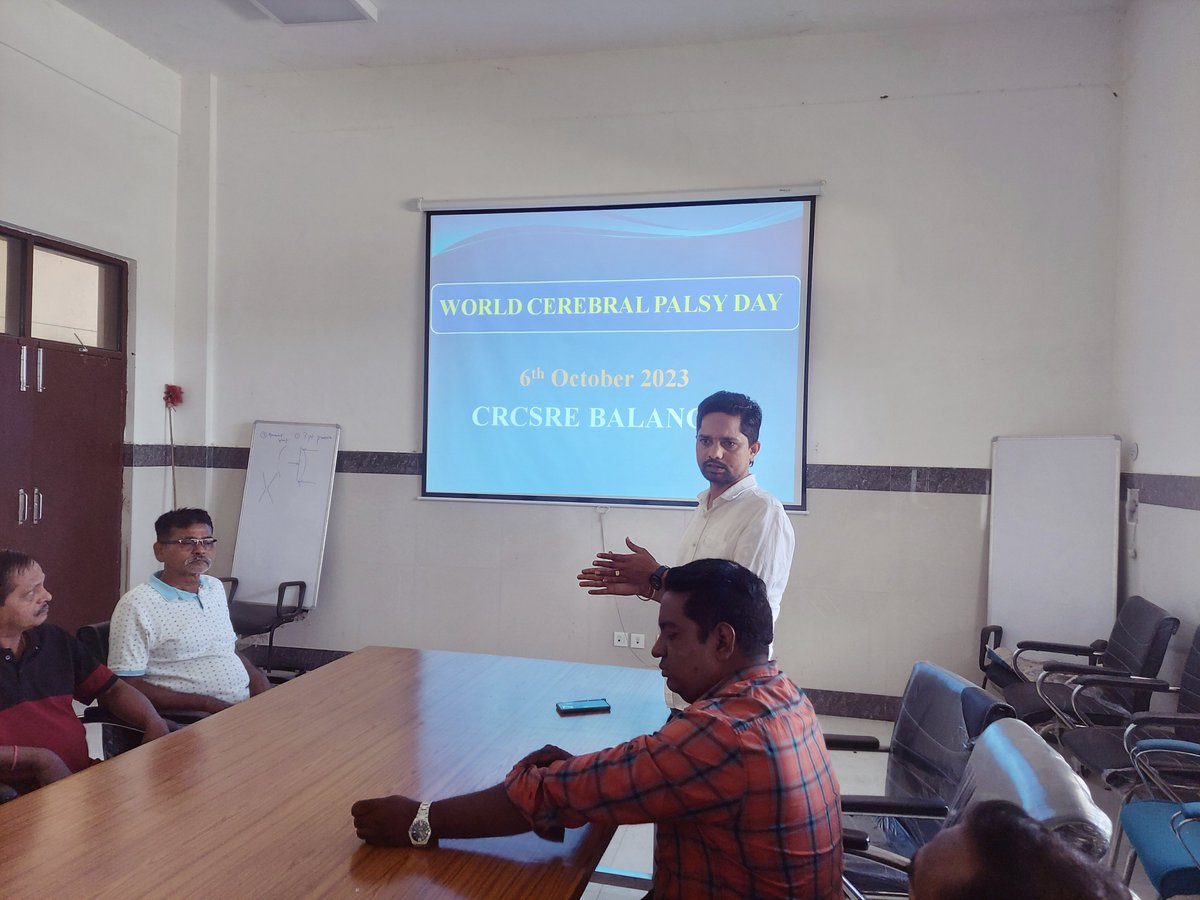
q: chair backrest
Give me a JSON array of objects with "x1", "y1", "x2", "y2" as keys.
[
  {"x1": 77, "y1": 621, "x2": 111, "y2": 664},
  {"x1": 1102, "y1": 594, "x2": 1179, "y2": 676},
  {"x1": 886, "y1": 661, "x2": 1015, "y2": 802},
  {"x1": 1179, "y1": 625, "x2": 1200, "y2": 715},
  {"x1": 1097, "y1": 595, "x2": 1179, "y2": 713},
  {"x1": 946, "y1": 718, "x2": 1112, "y2": 860}
]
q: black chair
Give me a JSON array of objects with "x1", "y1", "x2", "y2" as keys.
[
  {"x1": 990, "y1": 596, "x2": 1179, "y2": 731},
  {"x1": 219, "y1": 576, "x2": 306, "y2": 674},
  {"x1": 1059, "y1": 625, "x2": 1200, "y2": 790},
  {"x1": 826, "y1": 661, "x2": 1013, "y2": 893},
  {"x1": 841, "y1": 718, "x2": 1112, "y2": 899},
  {"x1": 76, "y1": 621, "x2": 207, "y2": 757}
]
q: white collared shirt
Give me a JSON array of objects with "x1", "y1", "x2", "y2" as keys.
[{"x1": 675, "y1": 474, "x2": 795, "y2": 624}]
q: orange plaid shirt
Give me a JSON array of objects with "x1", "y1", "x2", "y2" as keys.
[{"x1": 505, "y1": 663, "x2": 842, "y2": 899}]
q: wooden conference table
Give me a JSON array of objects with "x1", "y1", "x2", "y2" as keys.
[{"x1": 0, "y1": 646, "x2": 667, "y2": 898}]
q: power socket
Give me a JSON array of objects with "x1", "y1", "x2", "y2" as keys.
[
  {"x1": 631, "y1": 633, "x2": 645, "y2": 649},
  {"x1": 613, "y1": 631, "x2": 628, "y2": 647}
]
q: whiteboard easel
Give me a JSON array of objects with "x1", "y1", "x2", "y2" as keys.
[
  {"x1": 987, "y1": 435, "x2": 1120, "y2": 648},
  {"x1": 231, "y1": 421, "x2": 340, "y2": 610}
]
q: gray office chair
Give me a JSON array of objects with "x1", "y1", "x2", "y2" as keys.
[
  {"x1": 219, "y1": 576, "x2": 306, "y2": 676},
  {"x1": 76, "y1": 621, "x2": 207, "y2": 757},
  {"x1": 841, "y1": 718, "x2": 1112, "y2": 899},
  {"x1": 828, "y1": 661, "x2": 1014, "y2": 895},
  {"x1": 987, "y1": 596, "x2": 1179, "y2": 732}
]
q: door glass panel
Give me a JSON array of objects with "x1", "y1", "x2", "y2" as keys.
[
  {"x1": 1, "y1": 236, "x2": 19, "y2": 336},
  {"x1": 31, "y1": 246, "x2": 121, "y2": 350}
]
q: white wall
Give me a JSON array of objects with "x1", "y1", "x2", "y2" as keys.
[
  {"x1": 1116, "y1": 0, "x2": 1200, "y2": 684},
  {"x1": 0, "y1": 0, "x2": 181, "y2": 576},
  {"x1": 8, "y1": 3, "x2": 1149, "y2": 697},
  {"x1": 169, "y1": 12, "x2": 1121, "y2": 696}
]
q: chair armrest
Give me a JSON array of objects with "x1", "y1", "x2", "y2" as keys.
[
  {"x1": 1042, "y1": 661, "x2": 1132, "y2": 678},
  {"x1": 1016, "y1": 639, "x2": 1105, "y2": 657},
  {"x1": 979, "y1": 625, "x2": 1003, "y2": 671},
  {"x1": 843, "y1": 828, "x2": 870, "y2": 852},
  {"x1": 823, "y1": 734, "x2": 883, "y2": 752},
  {"x1": 80, "y1": 708, "x2": 142, "y2": 730},
  {"x1": 1071, "y1": 674, "x2": 1170, "y2": 691},
  {"x1": 82, "y1": 707, "x2": 209, "y2": 730},
  {"x1": 841, "y1": 795, "x2": 949, "y2": 818},
  {"x1": 1132, "y1": 738, "x2": 1200, "y2": 754},
  {"x1": 1128, "y1": 711, "x2": 1200, "y2": 730}
]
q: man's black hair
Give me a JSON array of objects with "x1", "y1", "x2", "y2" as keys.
[
  {"x1": 663, "y1": 558, "x2": 773, "y2": 656},
  {"x1": 940, "y1": 799, "x2": 1130, "y2": 900},
  {"x1": 0, "y1": 549, "x2": 37, "y2": 605},
  {"x1": 696, "y1": 391, "x2": 763, "y2": 444},
  {"x1": 155, "y1": 508, "x2": 214, "y2": 542}
]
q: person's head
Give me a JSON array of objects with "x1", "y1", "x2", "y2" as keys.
[
  {"x1": 0, "y1": 549, "x2": 52, "y2": 632},
  {"x1": 908, "y1": 799, "x2": 1130, "y2": 900},
  {"x1": 153, "y1": 508, "x2": 216, "y2": 586},
  {"x1": 651, "y1": 558, "x2": 773, "y2": 703},
  {"x1": 694, "y1": 391, "x2": 762, "y2": 492}
]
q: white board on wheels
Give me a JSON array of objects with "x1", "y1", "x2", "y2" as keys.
[
  {"x1": 231, "y1": 421, "x2": 340, "y2": 610},
  {"x1": 987, "y1": 435, "x2": 1120, "y2": 648}
]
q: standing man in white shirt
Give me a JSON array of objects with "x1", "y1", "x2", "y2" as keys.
[{"x1": 576, "y1": 390, "x2": 795, "y2": 625}]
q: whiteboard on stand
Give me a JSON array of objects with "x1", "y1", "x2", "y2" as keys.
[
  {"x1": 231, "y1": 421, "x2": 341, "y2": 610},
  {"x1": 986, "y1": 435, "x2": 1120, "y2": 648}
]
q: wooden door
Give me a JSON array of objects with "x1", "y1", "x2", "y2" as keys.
[
  {"x1": 26, "y1": 345, "x2": 125, "y2": 632},
  {"x1": 0, "y1": 339, "x2": 33, "y2": 557}
]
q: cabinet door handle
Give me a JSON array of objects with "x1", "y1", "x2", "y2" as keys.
[
  {"x1": 36, "y1": 347, "x2": 44, "y2": 393},
  {"x1": 19, "y1": 346, "x2": 28, "y2": 392},
  {"x1": 32, "y1": 488, "x2": 43, "y2": 524},
  {"x1": 18, "y1": 489, "x2": 28, "y2": 525}
]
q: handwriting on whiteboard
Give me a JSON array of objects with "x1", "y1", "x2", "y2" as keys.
[{"x1": 257, "y1": 429, "x2": 336, "y2": 504}]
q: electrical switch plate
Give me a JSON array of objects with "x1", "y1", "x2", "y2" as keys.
[{"x1": 613, "y1": 631, "x2": 628, "y2": 647}]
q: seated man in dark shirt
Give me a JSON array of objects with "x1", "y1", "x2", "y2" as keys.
[
  {"x1": 352, "y1": 558, "x2": 843, "y2": 899},
  {"x1": 0, "y1": 549, "x2": 169, "y2": 794}
]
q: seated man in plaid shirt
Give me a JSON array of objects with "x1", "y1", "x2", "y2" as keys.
[{"x1": 352, "y1": 558, "x2": 843, "y2": 899}]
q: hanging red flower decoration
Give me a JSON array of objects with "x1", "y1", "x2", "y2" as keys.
[{"x1": 164, "y1": 384, "x2": 184, "y2": 408}]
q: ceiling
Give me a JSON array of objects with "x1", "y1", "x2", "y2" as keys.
[{"x1": 55, "y1": 0, "x2": 1125, "y2": 76}]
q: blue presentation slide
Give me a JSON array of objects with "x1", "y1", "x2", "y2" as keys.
[{"x1": 424, "y1": 198, "x2": 812, "y2": 505}]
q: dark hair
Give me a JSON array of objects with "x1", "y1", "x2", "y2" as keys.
[
  {"x1": 663, "y1": 558, "x2": 773, "y2": 656},
  {"x1": 0, "y1": 549, "x2": 37, "y2": 606},
  {"x1": 696, "y1": 391, "x2": 762, "y2": 444},
  {"x1": 943, "y1": 800, "x2": 1130, "y2": 900},
  {"x1": 155, "y1": 508, "x2": 214, "y2": 541}
]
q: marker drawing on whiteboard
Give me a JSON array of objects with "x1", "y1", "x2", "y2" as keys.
[{"x1": 259, "y1": 471, "x2": 279, "y2": 503}]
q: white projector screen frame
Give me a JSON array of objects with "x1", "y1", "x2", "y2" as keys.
[{"x1": 422, "y1": 193, "x2": 815, "y2": 509}]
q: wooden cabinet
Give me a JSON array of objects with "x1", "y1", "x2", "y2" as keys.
[{"x1": 0, "y1": 338, "x2": 124, "y2": 632}]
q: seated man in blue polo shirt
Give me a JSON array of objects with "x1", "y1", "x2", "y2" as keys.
[{"x1": 109, "y1": 508, "x2": 270, "y2": 715}]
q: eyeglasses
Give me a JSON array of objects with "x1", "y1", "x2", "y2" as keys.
[{"x1": 161, "y1": 538, "x2": 218, "y2": 548}]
